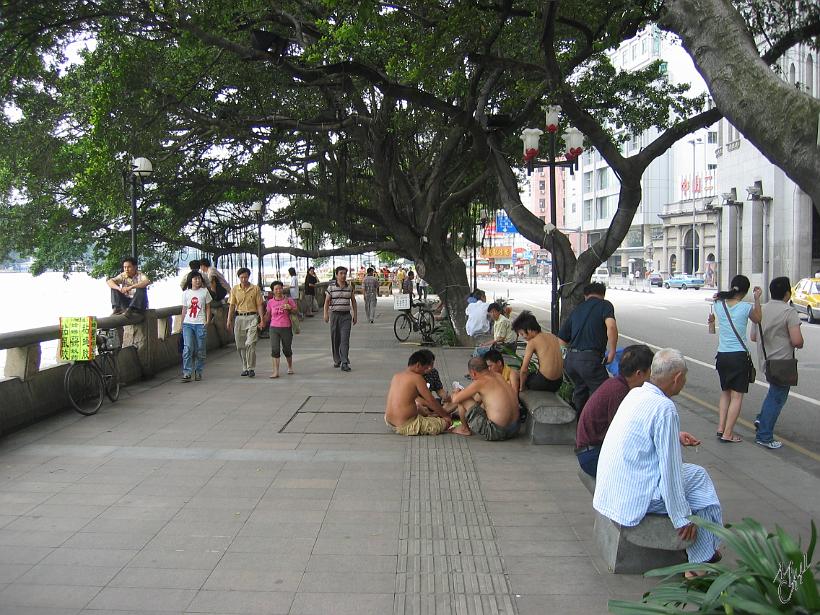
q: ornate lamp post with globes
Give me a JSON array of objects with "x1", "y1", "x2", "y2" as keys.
[
  {"x1": 249, "y1": 201, "x2": 264, "y2": 289},
  {"x1": 520, "y1": 106, "x2": 584, "y2": 333},
  {"x1": 129, "y1": 157, "x2": 153, "y2": 262},
  {"x1": 301, "y1": 222, "x2": 313, "y2": 270}
]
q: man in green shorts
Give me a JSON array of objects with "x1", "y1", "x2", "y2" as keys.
[{"x1": 447, "y1": 357, "x2": 520, "y2": 441}]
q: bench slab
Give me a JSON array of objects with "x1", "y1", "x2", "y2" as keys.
[
  {"x1": 578, "y1": 469, "x2": 693, "y2": 573},
  {"x1": 520, "y1": 390, "x2": 576, "y2": 445}
]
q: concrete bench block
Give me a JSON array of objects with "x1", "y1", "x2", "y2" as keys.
[
  {"x1": 578, "y1": 469, "x2": 692, "y2": 573},
  {"x1": 578, "y1": 468, "x2": 596, "y2": 495},
  {"x1": 593, "y1": 511, "x2": 692, "y2": 574},
  {"x1": 520, "y1": 390, "x2": 576, "y2": 445}
]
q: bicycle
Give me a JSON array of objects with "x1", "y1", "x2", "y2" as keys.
[
  {"x1": 393, "y1": 300, "x2": 437, "y2": 343},
  {"x1": 64, "y1": 329, "x2": 121, "y2": 416}
]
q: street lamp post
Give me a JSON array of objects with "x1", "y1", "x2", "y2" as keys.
[
  {"x1": 301, "y1": 222, "x2": 313, "y2": 269},
  {"x1": 249, "y1": 201, "x2": 263, "y2": 289},
  {"x1": 520, "y1": 106, "x2": 583, "y2": 334},
  {"x1": 688, "y1": 138, "x2": 702, "y2": 275},
  {"x1": 471, "y1": 208, "x2": 488, "y2": 291},
  {"x1": 129, "y1": 157, "x2": 153, "y2": 261}
]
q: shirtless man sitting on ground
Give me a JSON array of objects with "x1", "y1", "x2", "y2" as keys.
[
  {"x1": 512, "y1": 311, "x2": 564, "y2": 393},
  {"x1": 385, "y1": 350, "x2": 452, "y2": 436},
  {"x1": 447, "y1": 357, "x2": 520, "y2": 441}
]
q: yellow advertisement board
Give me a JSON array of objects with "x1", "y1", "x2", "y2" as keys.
[
  {"x1": 480, "y1": 246, "x2": 513, "y2": 258},
  {"x1": 59, "y1": 317, "x2": 96, "y2": 361}
]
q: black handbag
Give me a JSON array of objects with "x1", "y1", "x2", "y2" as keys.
[
  {"x1": 720, "y1": 301, "x2": 756, "y2": 383},
  {"x1": 757, "y1": 322, "x2": 798, "y2": 386}
]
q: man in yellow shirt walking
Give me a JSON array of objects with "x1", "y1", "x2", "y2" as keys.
[{"x1": 226, "y1": 267, "x2": 264, "y2": 377}]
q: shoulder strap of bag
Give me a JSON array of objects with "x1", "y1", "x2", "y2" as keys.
[
  {"x1": 721, "y1": 300, "x2": 751, "y2": 355},
  {"x1": 757, "y1": 322, "x2": 769, "y2": 361}
]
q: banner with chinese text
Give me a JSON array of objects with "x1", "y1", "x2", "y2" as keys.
[
  {"x1": 481, "y1": 246, "x2": 513, "y2": 259},
  {"x1": 59, "y1": 317, "x2": 96, "y2": 361}
]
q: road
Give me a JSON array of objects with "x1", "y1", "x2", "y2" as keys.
[{"x1": 479, "y1": 279, "x2": 820, "y2": 476}]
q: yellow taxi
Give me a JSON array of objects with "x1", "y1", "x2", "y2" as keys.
[{"x1": 790, "y1": 277, "x2": 820, "y2": 322}]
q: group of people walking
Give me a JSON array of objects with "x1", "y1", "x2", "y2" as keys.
[{"x1": 708, "y1": 274, "x2": 803, "y2": 449}]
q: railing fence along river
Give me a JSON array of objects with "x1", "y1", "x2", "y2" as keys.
[{"x1": 0, "y1": 271, "x2": 328, "y2": 438}]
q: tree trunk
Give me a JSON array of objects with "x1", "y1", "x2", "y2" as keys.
[
  {"x1": 659, "y1": 0, "x2": 820, "y2": 208},
  {"x1": 489, "y1": 142, "x2": 643, "y2": 326},
  {"x1": 416, "y1": 247, "x2": 472, "y2": 344}
]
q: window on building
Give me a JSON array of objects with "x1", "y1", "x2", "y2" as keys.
[
  {"x1": 538, "y1": 199, "x2": 546, "y2": 211},
  {"x1": 596, "y1": 168, "x2": 608, "y2": 190},
  {"x1": 707, "y1": 131, "x2": 718, "y2": 144},
  {"x1": 641, "y1": 38, "x2": 648, "y2": 54},
  {"x1": 583, "y1": 171, "x2": 592, "y2": 192},
  {"x1": 539, "y1": 180, "x2": 546, "y2": 191},
  {"x1": 622, "y1": 51, "x2": 627, "y2": 65},
  {"x1": 653, "y1": 36, "x2": 660, "y2": 54},
  {"x1": 595, "y1": 196, "x2": 608, "y2": 218},
  {"x1": 583, "y1": 149, "x2": 593, "y2": 165},
  {"x1": 707, "y1": 163, "x2": 717, "y2": 171},
  {"x1": 789, "y1": 63, "x2": 796, "y2": 85},
  {"x1": 807, "y1": 55, "x2": 814, "y2": 96},
  {"x1": 583, "y1": 199, "x2": 593, "y2": 221},
  {"x1": 625, "y1": 227, "x2": 643, "y2": 248},
  {"x1": 632, "y1": 43, "x2": 637, "y2": 60},
  {"x1": 571, "y1": 202, "x2": 576, "y2": 213}
]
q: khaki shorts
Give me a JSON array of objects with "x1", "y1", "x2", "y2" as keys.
[
  {"x1": 385, "y1": 414, "x2": 447, "y2": 436},
  {"x1": 466, "y1": 404, "x2": 520, "y2": 441}
]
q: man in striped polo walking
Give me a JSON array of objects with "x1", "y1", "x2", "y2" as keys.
[{"x1": 323, "y1": 266, "x2": 358, "y2": 372}]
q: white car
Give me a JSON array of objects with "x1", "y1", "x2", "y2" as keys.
[{"x1": 591, "y1": 267, "x2": 609, "y2": 284}]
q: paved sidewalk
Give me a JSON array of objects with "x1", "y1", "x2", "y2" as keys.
[{"x1": 0, "y1": 297, "x2": 818, "y2": 614}]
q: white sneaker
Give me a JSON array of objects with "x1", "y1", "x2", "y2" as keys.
[{"x1": 755, "y1": 439, "x2": 783, "y2": 449}]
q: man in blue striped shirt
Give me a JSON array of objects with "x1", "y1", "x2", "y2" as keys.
[{"x1": 593, "y1": 348, "x2": 722, "y2": 567}]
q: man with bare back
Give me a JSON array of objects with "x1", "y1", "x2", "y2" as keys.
[
  {"x1": 447, "y1": 357, "x2": 520, "y2": 440},
  {"x1": 385, "y1": 350, "x2": 452, "y2": 436},
  {"x1": 512, "y1": 311, "x2": 564, "y2": 392}
]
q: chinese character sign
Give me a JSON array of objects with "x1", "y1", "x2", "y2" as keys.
[
  {"x1": 495, "y1": 212, "x2": 517, "y2": 234},
  {"x1": 60, "y1": 317, "x2": 96, "y2": 361},
  {"x1": 480, "y1": 246, "x2": 513, "y2": 258}
]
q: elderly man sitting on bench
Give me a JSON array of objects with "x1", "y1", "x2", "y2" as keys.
[{"x1": 593, "y1": 348, "x2": 719, "y2": 574}]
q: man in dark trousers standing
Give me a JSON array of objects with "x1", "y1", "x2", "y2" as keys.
[
  {"x1": 558, "y1": 282, "x2": 618, "y2": 412},
  {"x1": 324, "y1": 266, "x2": 357, "y2": 371}
]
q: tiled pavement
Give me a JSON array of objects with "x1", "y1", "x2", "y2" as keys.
[{"x1": 0, "y1": 297, "x2": 818, "y2": 614}]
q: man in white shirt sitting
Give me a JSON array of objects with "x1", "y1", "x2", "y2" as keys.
[
  {"x1": 465, "y1": 290, "x2": 490, "y2": 340},
  {"x1": 593, "y1": 348, "x2": 721, "y2": 573}
]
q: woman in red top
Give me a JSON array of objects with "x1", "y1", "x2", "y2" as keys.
[{"x1": 261, "y1": 281, "x2": 297, "y2": 378}]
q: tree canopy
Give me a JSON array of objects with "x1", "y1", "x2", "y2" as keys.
[{"x1": 0, "y1": 0, "x2": 817, "y2": 328}]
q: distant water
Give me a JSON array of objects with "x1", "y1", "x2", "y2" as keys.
[{"x1": 0, "y1": 271, "x2": 189, "y2": 371}]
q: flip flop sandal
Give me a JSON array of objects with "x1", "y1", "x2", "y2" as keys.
[
  {"x1": 719, "y1": 435, "x2": 743, "y2": 443},
  {"x1": 716, "y1": 432, "x2": 723, "y2": 439}
]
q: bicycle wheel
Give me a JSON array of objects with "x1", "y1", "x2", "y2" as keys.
[
  {"x1": 393, "y1": 313, "x2": 414, "y2": 342},
  {"x1": 64, "y1": 362, "x2": 104, "y2": 416},
  {"x1": 418, "y1": 310, "x2": 435, "y2": 337},
  {"x1": 100, "y1": 352, "x2": 120, "y2": 402}
]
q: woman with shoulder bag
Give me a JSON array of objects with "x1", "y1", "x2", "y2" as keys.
[
  {"x1": 706, "y1": 275, "x2": 762, "y2": 443},
  {"x1": 749, "y1": 276, "x2": 803, "y2": 449}
]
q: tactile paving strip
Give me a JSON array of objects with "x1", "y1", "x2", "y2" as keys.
[{"x1": 394, "y1": 437, "x2": 516, "y2": 614}]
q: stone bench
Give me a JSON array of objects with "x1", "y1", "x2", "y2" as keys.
[
  {"x1": 519, "y1": 390, "x2": 576, "y2": 444},
  {"x1": 577, "y1": 469, "x2": 693, "y2": 574}
]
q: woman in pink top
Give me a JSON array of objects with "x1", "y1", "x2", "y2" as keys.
[{"x1": 262, "y1": 281, "x2": 297, "y2": 378}]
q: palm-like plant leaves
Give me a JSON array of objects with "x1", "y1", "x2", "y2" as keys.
[{"x1": 609, "y1": 517, "x2": 819, "y2": 614}]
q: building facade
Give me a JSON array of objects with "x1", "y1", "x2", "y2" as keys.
[{"x1": 563, "y1": 26, "x2": 717, "y2": 277}]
